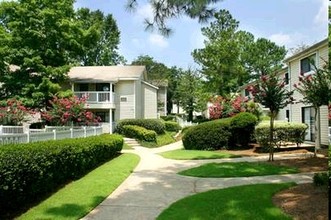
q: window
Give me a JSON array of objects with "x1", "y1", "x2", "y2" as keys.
[
  {"x1": 300, "y1": 54, "x2": 316, "y2": 75},
  {"x1": 95, "y1": 111, "x2": 109, "y2": 123},
  {"x1": 286, "y1": 110, "x2": 290, "y2": 122},
  {"x1": 244, "y1": 89, "x2": 250, "y2": 97},
  {"x1": 78, "y1": 83, "x2": 88, "y2": 91},
  {"x1": 302, "y1": 107, "x2": 315, "y2": 142},
  {"x1": 120, "y1": 96, "x2": 127, "y2": 102},
  {"x1": 284, "y1": 73, "x2": 289, "y2": 85},
  {"x1": 96, "y1": 83, "x2": 110, "y2": 91}
]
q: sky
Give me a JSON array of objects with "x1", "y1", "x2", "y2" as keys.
[{"x1": 74, "y1": 0, "x2": 328, "y2": 69}]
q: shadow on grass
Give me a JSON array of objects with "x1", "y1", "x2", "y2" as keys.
[{"x1": 44, "y1": 196, "x2": 104, "y2": 218}]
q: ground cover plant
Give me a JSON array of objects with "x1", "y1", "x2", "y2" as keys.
[
  {"x1": 159, "y1": 149, "x2": 240, "y2": 160},
  {"x1": 17, "y1": 153, "x2": 140, "y2": 220},
  {"x1": 115, "y1": 119, "x2": 165, "y2": 134},
  {"x1": 157, "y1": 183, "x2": 294, "y2": 220},
  {"x1": 178, "y1": 161, "x2": 298, "y2": 177}
]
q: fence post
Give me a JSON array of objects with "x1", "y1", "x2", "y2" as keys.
[
  {"x1": 93, "y1": 127, "x2": 97, "y2": 136},
  {"x1": 70, "y1": 128, "x2": 73, "y2": 139},
  {"x1": 26, "y1": 131, "x2": 30, "y2": 143},
  {"x1": 83, "y1": 126, "x2": 87, "y2": 138},
  {"x1": 0, "y1": 125, "x2": 2, "y2": 135},
  {"x1": 53, "y1": 129, "x2": 56, "y2": 140}
]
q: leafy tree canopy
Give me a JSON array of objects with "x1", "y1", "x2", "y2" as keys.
[
  {"x1": 0, "y1": 0, "x2": 122, "y2": 108},
  {"x1": 192, "y1": 9, "x2": 286, "y2": 96}
]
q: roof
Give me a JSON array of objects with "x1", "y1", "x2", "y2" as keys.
[
  {"x1": 284, "y1": 38, "x2": 328, "y2": 63},
  {"x1": 68, "y1": 65, "x2": 147, "y2": 82}
]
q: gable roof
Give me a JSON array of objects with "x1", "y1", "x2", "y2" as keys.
[{"x1": 68, "y1": 65, "x2": 147, "y2": 82}]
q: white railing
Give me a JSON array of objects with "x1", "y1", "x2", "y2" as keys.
[
  {"x1": 0, "y1": 125, "x2": 24, "y2": 134},
  {"x1": 74, "y1": 91, "x2": 115, "y2": 103},
  {"x1": 176, "y1": 116, "x2": 197, "y2": 128},
  {"x1": 0, "y1": 126, "x2": 103, "y2": 145},
  {"x1": 329, "y1": 126, "x2": 331, "y2": 144}
]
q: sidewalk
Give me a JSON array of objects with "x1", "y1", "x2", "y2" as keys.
[{"x1": 82, "y1": 140, "x2": 317, "y2": 220}]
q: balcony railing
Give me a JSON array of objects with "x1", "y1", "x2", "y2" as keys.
[{"x1": 74, "y1": 91, "x2": 115, "y2": 103}]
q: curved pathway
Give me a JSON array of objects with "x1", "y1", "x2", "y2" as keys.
[{"x1": 82, "y1": 140, "x2": 317, "y2": 220}]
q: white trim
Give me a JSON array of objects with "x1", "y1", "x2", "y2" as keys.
[{"x1": 142, "y1": 81, "x2": 159, "y2": 90}]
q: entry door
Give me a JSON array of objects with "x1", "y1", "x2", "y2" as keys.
[{"x1": 302, "y1": 107, "x2": 315, "y2": 141}]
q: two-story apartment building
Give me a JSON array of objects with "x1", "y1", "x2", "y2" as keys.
[
  {"x1": 68, "y1": 66, "x2": 159, "y2": 133},
  {"x1": 283, "y1": 38, "x2": 329, "y2": 146},
  {"x1": 241, "y1": 38, "x2": 329, "y2": 146}
]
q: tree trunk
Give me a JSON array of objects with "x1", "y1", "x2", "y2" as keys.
[
  {"x1": 314, "y1": 106, "x2": 321, "y2": 157},
  {"x1": 269, "y1": 113, "x2": 275, "y2": 161}
]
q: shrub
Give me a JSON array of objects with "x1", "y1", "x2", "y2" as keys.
[
  {"x1": 115, "y1": 119, "x2": 165, "y2": 134},
  {"x1": 313, "y1": 172, "x2": 328, "y2": 186},
  {"x1": 230, "y1": 112, "x2": 258, "y2": 148},
  {"x1": 182, "y1": 118, "x2": 232, "y2": 150},
  {"x1": 255, "y1": 121, "x2": 308, "y2": 150},
  {"x1": 165, "y1": 121, "x2": 181, "y2": 132},
  {"x1": 122, "y1": 125, "x2": 157, "y2": 142},
  {"x1": 160, "y1": 115, "x2": 176, "y2": 121},
  {"x1": 0, "y1": 134, "x2": 123, "y2": 213}
]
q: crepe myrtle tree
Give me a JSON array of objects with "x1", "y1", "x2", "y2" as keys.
[
  {"x1": 294, "y1": 63, "x2": 331, "y2": 156},
  {"x1": 248, "y1": 73, "x2": 294, "y2": 161}
]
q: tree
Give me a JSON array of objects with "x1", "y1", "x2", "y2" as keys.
[
  {"x1": 126, "y1": 0, "x2": 223, "y2": 35},
  {"x1": 244, "y1": 38, "x2": 286, "y2": 79},
  {"x1": 192, "y1": 10, "x2": 246, "y2": 96},
  {"x1": 249, "y1": 73, "x2": 293, "y2": 161},
  {"x1": 192, "y1": 10, "x2": 286, "y2": 96},
  {"x1": 0, "y1": 0, "x2": 123, "y2": 108},
  {"x1": 131, "y1": 55, "x2": 171, "y2": 80},
  {"x1": 294, "y1": 63, "x2": 331, "y2": 155},
  {"x1": 76, "y1": 8, "x2": 125, "y2": 66},
  {"x1": 0, "y1": 0, "x2": 82, "y2": 107},
  {"x1": 176, "y1": 68, "x2": 209, "y2": 121}
]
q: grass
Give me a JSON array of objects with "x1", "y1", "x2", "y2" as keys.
[
  {"x1": 179, "y1": 161, "x2": 299, "y2": 177},
  {"x1": 159, "y1": 149, "x2": 241, "y2": 160},
  {"x1": 18, "y1": 153, "x2": 140, "y2": 220},
  {"x1": 122, "y1": 142, "x2": 132, "y2": 149},
  {"x1": 157, "y1": 183, "x2": 295, "y2": 220},
  {"x1": 139, "y1": 131, "x2": 176, "y2": 148}
]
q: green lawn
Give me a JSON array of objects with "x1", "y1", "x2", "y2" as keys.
[
  {"x1": 18, "y1": 153, "x2": 140, "y2": 220},
  {"x1": 157, "y1": 183, "x2": 295, "y2": 220},
  {"x1": 139, "y1": 132, "x2": 176, "y2": 148},
  {"x1": 179, "y1": 162, "x2": 298, "y2": 177},
  {"x1": 160, "y1": 149, "x2": 240, "y2": 160}
]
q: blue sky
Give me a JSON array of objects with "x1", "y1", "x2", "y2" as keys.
[{"x1": 74, "y1": 0, "x2": 328, "y2": 69}]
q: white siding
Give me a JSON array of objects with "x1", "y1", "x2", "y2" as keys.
[
  {"x1": 143, "y1": 84, "x2": 158, "y2": 118},
  {"x1": 157, "y1": 87, "x2": 167, "y2": 116},
  {"x1": 287, "y1": 41, "x2": 329, "y2": 145},
  {"x1": 115, "y1": 81, "x2": 135, "y2": 120},
  {"x1": 135, "y1": 80, "x2": 143, "y2": 119}
]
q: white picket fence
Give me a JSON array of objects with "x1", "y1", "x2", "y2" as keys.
[
  {"x1": 329, "y1": 126, "x2": 331, "y2": 144},
  {"x1": 176, "y1": 116, "x2": 197, "y2": 128},
  {"x1": 0, "y1": 125, "x2": 103, "y2": 145}
]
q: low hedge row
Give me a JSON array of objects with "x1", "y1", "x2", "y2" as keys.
[
  {"x1": 255, "y1": 121, "x2": 308, "y2": 149},
  {"x1": 0, "y1": 134, "x2": 123, "y2": 213},
  {"x1": 182, "y1": 112, "x2": 258, "y2": 150},
  {"x1": 165, "y1": 121, "x2": 181, "y2": 132},
  {"x1": 122, "y1": 125, "x2": 157, "y2": 142},
  {"x1": 115, "y1": 119, "x2": 165, "y2": 134}
]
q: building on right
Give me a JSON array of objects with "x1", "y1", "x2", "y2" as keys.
[{"x1": 283, "y1": 38, "x2": 329, "y2": 146}]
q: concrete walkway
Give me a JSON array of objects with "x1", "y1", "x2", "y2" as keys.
[{"x1": 82, "y1": 140, "x2": 317, "y2": 220}]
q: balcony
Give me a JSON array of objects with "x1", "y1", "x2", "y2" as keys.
[{"x1": 74, "y1": 91, "x2": 115, "y2": 104}]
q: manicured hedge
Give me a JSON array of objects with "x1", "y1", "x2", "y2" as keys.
[
  {"x1": 0, "y1": 134, "x2": 123, "y2": 214},
  {"x1": 230, "y1": 112, "x2": 258, "y2": 148},
  {"x1": 254, "y1": 121, "x2": 308, "y2": 149},
  {"x1": 122, "y1": 125, "x2": 157, "y2": 142},
  {"x1": 182, "y1": 118, "x2": 232, "y2": 150},
  {"x1": 164, "y1": 121, "x2": 181, "y2": 132},
  {"x1": 115, "y1": 119, "x2": 165, "y2": 134}
]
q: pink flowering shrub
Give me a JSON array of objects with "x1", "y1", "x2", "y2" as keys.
[
  {"x1": 209, "y1": 95, "x2": 259, "y2": 119},
  {"x1": 0, "y1": 99, "x2": 32, "y2": 125},
  {"x1": 41, "y1": 96, "x2": 101, "y2": 126}
]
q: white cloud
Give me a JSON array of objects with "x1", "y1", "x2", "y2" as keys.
[
  {"x1": 269, "y1": 33, "x2": 292, "y2": 46},
  {"x1": 148, "y1": 34, "x2": 169, "y2": 48},
  {"x1": 314, "y1": 0, "x2": 328, "y2": 25}
]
